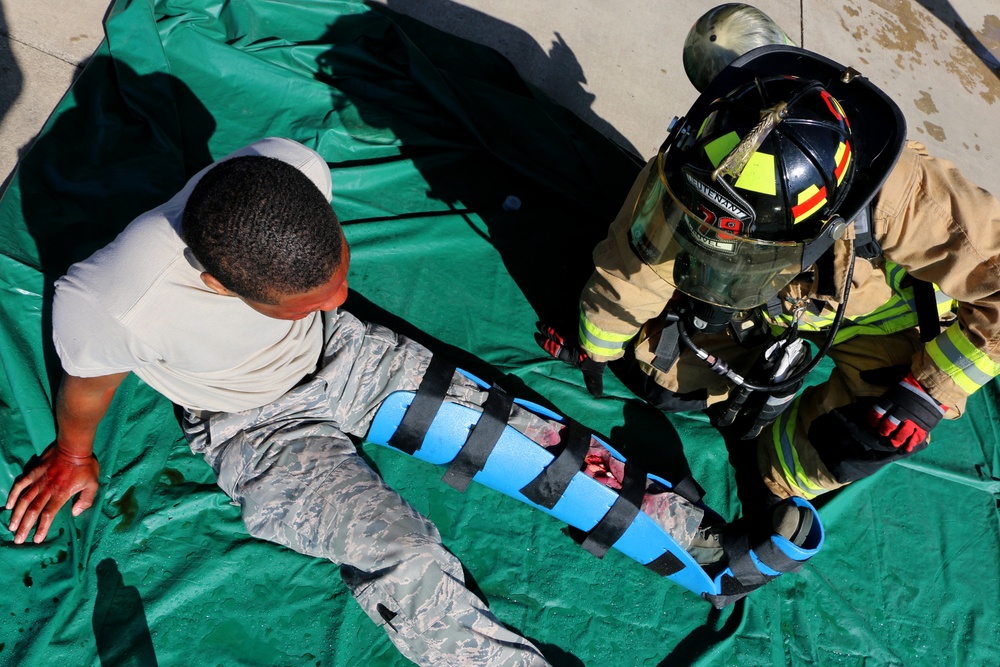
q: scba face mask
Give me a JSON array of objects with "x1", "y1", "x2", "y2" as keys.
[
  {"x1": 630, "y1": 156, "x2": 808, "y2": 310},
  {"x1": 631, "y1": 72, "x2": 858, "y2": 310}
]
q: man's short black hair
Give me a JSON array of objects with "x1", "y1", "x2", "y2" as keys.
[{"x1": 182, "y1": 155, "x2": 343, "y2": 303}]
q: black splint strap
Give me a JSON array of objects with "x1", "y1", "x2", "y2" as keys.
[
  {"x1": 704, "y1": 511, "x2": 813, "y2": 609},
  {"x1": 721, "y1": 532, "x2": 772, "y2": 589},
  {"x1": 670, "y1": 475, "x2": 704, "y2": 504},
  {"x1": 387, "y1": 355, "x2": 456, "y2": 455},
  {"x1": 720, "y1": 523, "x2": 803, "y2": 590},
  {"x1": 520, "y1": 420, "x2": 590, "y2": 509},
  {"x1": 441, "y1": 386, "x2": 514, "y2": 492},
  {"x1": 750, "y1": 535, "x2": 803, "y2": 575},
  {"x1": 644, "y1": 550, "x2": 685, "y2": 577},
  {"x1": 580, "y1": 460, "x2": 647, "y2": 558},
  {"x1": 703, "y1": 531, "x2": 774, "y2": 609},
  {"x1": 704, "y1": 531, "x2": 802, "y2": 610}
]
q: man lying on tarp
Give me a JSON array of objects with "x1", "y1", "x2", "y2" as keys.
[{"x1": 5, "y1": 137, "x2": 822, "y2": 665}]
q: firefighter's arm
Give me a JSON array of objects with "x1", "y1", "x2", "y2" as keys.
[
  {"x1": 579, "y1": 158, "x2": 677, "y2": 362},
  {"x1": 875, "y1": 141, "x2": 1000, "y2": 415}
]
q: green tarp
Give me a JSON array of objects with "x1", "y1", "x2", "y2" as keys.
[{"x1": 1, "y1": 1, "x2": 998, "y2": 665}]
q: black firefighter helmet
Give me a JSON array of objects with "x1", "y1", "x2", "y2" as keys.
[{"x1": 630, "y1": 46, "x2": 906, "y2": 310}]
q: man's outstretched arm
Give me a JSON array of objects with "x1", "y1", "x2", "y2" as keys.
[{"x1": 6, "y1": 371, "x2": 129, "y2": 544}]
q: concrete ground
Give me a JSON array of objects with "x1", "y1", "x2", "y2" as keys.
[{"x1": 0, "y1": 1, "x2": 997, "y2": 196}]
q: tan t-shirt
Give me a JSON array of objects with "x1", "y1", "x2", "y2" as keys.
[{"x1": 52, "y1": 137, "x2": 333, "y2": 413}]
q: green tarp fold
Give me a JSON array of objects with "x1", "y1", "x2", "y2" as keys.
[{"x1": 1, "y1": 1, "x2": 998, "y2": 665}]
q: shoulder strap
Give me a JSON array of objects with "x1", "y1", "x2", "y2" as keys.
[{"x1": 852, "y1": 202, "x2": 882, "y2": 261}]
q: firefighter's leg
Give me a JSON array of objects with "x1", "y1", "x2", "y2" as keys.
[
  {"x1": 757, "y1": 329, "x2": 936, "y2": 499},
  {"x1": 611, "y1": 326, "x2": 828, "y2": 604},
  {"x1": 364, "y1": 356, "x2": 824, "y2": 606}
]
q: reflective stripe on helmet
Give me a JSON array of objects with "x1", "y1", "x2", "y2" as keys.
[
  {"x1": 834, "y1": 142, "x2": 852, "y2": 185},
  {"x1": 791, "y1": 185, "x2": 828, "y2": 225}
]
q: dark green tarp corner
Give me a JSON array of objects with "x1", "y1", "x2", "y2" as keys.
[{"x1": 1, "y1": 1, "x2": 998, "y2": 665}]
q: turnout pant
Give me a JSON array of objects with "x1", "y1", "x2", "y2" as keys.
[{"x1": 635, "y1": 327, "x2": 955, "y2": 500}]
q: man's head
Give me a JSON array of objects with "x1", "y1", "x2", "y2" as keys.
[{"x1": 183, "y1": 155, "x2": 349, "y2": 320}]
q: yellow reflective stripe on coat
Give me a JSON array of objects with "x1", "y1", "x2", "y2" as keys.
[
  {"x1": 926, "y1": 322, "x2": 1000, "y2": 394},
  {"x1": 771, "y1": 400, "x2": 826, "y2": 499},
  {"x1": 766, "y1": 261, "x2": 957, "y2": 344},
  {"x1": 578, "y1": 309, "x2": 635, "y2": 357}
]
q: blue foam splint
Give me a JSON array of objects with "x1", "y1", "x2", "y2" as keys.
[{"x1": 366, "y1": 370, "x2": 823, "y2": 599}]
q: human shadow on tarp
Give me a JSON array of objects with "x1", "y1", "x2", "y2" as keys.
[
  {"x1": 655, "y1": 602, "x2": 742, "y2": 667},
  {"x1": 0, "y1": 1, "x2": 21, "y2": 114},
  {"x1": 314, "y1": 5, "x2": 642, "y2": 330},
  {"x1": 314, "y1": 8, "x2": 700, "y2": 664},
  {"x1": 14, "y1": 54, "x2": 216, "y2": 395},
  {"x1": 381, "y1": 0, "x2": 640, "y2": 156},
  {"x1": 0, "y1": 0, "x2": 23, "y2": 188},
  {"x1": 8, "y1": 53, "x2": 214, "y2": 662},
  {"x1": 93, "y1": 558, "x2": 158, "y2": 667},
  {"x1": 316, "y1": 5, "x2": 692, "y2": 472}
]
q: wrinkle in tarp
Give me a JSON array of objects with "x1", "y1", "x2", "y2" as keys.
[{"x1": 0, "y1": 1, "x2": 997, "y2": 665}]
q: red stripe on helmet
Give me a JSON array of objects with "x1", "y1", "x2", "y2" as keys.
[
  {"x1": 834, "y1": 141, "x2": 852, "y2": 181},
  {"x1": 792, "y1": 185, "x2": 828, "y2": 220},
  {"x1": 820, "y1": 90, "x2": 850, "y2": 128}
]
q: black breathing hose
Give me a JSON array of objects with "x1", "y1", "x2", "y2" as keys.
[{"x1": 675, "y1": 245, "x2": 857, "y2": 394}]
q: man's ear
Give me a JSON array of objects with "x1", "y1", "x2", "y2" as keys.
[{"x1": 200, "y1": 272, "x2": 234, "y2": 296}]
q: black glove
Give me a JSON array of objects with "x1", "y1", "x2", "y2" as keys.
[
  {"x1": 808, "y1": 401, "x2": 928, "y2": 484},
  {"x1": 534, "y1": 322, "x2": 606, "y2": 398},
  {"x1": 865, "y1": 370, "x2": 946, "y2": 453}
]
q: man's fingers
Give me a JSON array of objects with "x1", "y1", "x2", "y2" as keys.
[
  {"x1": 33, "y1": 499, "x2": 64, "y2": 544},
  {"x1": 72, "y1": 485, "x2": 97, "y2": 517},
  {"x1": 6, "y1": 474, "x2": 35, "y2": 510},
  {"x1": 14, "y1": 490, "x2": 52, "y2": 544},
  {"x1": 6, "y1": 448, "x2": 100, "y2": 543},
  {"x1": 8, "y1": 482, "x2": 42, "y2": 533}
]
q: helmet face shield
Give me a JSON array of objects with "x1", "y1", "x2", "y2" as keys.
[
  {"x1": 629, "y1": 153, "x2": 806, "y2": 309},
  {"x1": 627, "y1": 64, "x2": 880, "y2": 311}
]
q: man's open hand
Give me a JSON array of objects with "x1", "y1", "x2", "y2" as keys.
[{"x1": 6, "y1": 444, "x2": 99, "y2": 544}]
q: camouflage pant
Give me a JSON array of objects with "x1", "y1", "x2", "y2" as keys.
[
  {"x1": 182, "y1": 310, "x2": 553, "y2": 666},
  {"x1": 182, "y1": 310, "x2": 701, "y2": 665}
]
